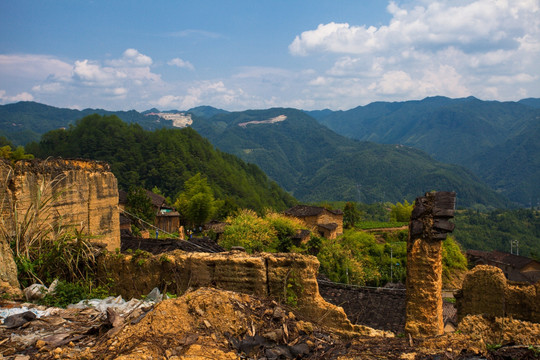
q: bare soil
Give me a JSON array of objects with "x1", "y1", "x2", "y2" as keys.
[{"x1": 2, "y1": 288, "x2": 539, "y2": 360}]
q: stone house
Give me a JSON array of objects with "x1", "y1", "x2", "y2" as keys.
[
  {"x1": 119, "y1": 189, "x2": 181, "y2": 235},
  {"x1": 284, "y1": 205, "x2": 343, "y2": 239},
  {"x1": 466, "y1": 249, "x2": 540, "y2": 283}
]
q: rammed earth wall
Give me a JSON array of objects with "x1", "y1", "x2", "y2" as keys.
[
  {"x1": 0, "y1": 158, "x2": 120, "y2": 251},
  {"x1": 456, "y1": 265, "x2": 540, "y2": 323},
  {"x1": 99, "y1": 250, "x2": 389, "y2": 335}
]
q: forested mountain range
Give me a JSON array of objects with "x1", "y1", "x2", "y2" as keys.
[
  {"x1": 189, "y1": 107, "x2": 507, "y2": 208},
  {"x1": 1, "y1": 97, "x2": 537, "y2": 207},
  {"x1": 307, "y1": 96, "x2": 540, "y2": 206},
  {"x1": 28, "y1": 114, "x2": 296, "y2": 213},
  {"x1": 0, "y1": 101, "x2": 174, "y2": 145}
]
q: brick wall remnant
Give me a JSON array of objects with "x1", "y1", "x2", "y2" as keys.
[
  {"x1": 0, "y1": 158, "x2": 120, "y2": 251},
  {"x1": 456, "y1": 265, "x2": 540, "y2": 323},
  {"x1": 405, "y1": 191, "x2": 456, "y2": 337}
]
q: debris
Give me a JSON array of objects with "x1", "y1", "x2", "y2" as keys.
[
  {"x1": 2, "y1": 311, "x2": 36, "y2": 328},
  {"x1": 23, "y1": 284, "x2": 47, "y2": 301}
]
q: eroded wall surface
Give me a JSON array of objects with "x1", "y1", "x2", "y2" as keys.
[
  {"x1": 1, "y1": 159, "x2": 120, "y2": 252},
  {"x1": 456, "y1": 265, "x2": 540, "y2": 323},
  {"x1": 405, "y1": 191, "x2": 456, "y2": 337},
  {"x1": 1, "y1": 161, "x2": 20, "y2": 292},
  {"x1": 99, "y1": 250, "x2": 388, "y2": 335}
]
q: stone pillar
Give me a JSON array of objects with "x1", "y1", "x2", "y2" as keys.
[{"x1": 405, "y1": 191, "x2": 456, "y2": 337}]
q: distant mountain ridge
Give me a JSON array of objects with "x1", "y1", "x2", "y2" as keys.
[
  {"x1": 307, "y1": 96, "x2": 540, "y2": 206},
  {"x1": 1, "y1": 98, "x2": 537, "y2": 207},
  {"x1": 189, "y1": 107, "x2": 508, "y2": 208}
]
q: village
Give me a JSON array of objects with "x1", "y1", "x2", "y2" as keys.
[{"x1": 1, "y1": 158, "x2": 540, "y2": 359}]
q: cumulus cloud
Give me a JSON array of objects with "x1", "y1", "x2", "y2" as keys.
[
  {"x1": 107, "y1": 48, "x2": 153, "y2": 67},
  {"x1": 0, "y1": 90, "x2": 34, "y2": 103},
  {"x1": 156, "y1": 81, "x2": 241, "y2": 109},
  {"x1": 289, "y1": 0, "x2": 540, "y2": 106},
  {"x1": 290, "y1": 1, "x2": 538, "y2": 56},
  {"x1": 0, "y1": 54, "x2": 72, "y2": 81},
  {"x1": 168, "y1": 58, "x2": 195, "y2": 70},
  {"x1": 0, "y1": 49, "x2": 166, "y2": 109}
]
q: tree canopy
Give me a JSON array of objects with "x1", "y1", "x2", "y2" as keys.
[{"x1": 29, "y1": 114, "x2": 296, "y2": 215}]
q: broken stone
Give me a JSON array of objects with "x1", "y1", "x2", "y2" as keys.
[{"x1": 272, "y1": 306, "x2": 285, "y2": 319}]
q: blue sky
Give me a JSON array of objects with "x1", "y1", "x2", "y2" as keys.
[{"x1": 1, "y1": 0, "x2": 539, "y2": 111}]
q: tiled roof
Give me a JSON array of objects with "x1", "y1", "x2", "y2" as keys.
[
  {"x1": 284, "y1": 205, "x2": 343, "y2": 217},
  {"x1": 467, "y1": 250, "x2": 538, "y2": 270},
  {"x1": 118, "y1": 189, "x2": 168, "y2": 209}
]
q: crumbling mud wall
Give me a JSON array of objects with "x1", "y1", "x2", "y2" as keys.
[
  {"x1": 405, "y1": 191, "x2": 456, "y2": 337},
  {"x1": 100, "y1": 250, "x2": 389, "y2": 335},
  {"x1": 456, "y1": 265, "x2": 540, "y2": 323},
  {"x1": 1, "y1": 158, "x2": 120, "y2": 251},
  {"x1": 0, "y1": 161, "x2": 20, "y2": 293}
]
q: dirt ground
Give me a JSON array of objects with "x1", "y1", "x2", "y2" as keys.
[{"x1": 2, "y1": 287, "x2": 539, "y2": 360}]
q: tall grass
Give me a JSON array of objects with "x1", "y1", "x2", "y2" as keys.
[{"x1": 0, "y1": 167, "x2": 101, "y2": 287}]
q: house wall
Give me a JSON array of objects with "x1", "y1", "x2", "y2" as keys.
[
  {"x1": 317, "y1": 211, "x2": 344, "y2": 235},
  {"x1": 288, "y1": 211, "x2": 343, "y2": 238},
  {"x1": 156, "y1": 215, "x2": 180, "y2": 234}
]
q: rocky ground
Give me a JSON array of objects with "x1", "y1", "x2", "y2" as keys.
[{"x1": 1, "y1": 287, "x2": 539, "y2": 360}]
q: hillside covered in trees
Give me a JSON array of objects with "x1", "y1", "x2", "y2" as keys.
[
  {"x1": 191, "y1": 107, "x2": 508, "y2": 208},
  {"x1": 454, "y1": 208, "x2": 540, "y2": 260},
  {"x1": 28, "y1": 114, "x2": 296, "y2": 213},
  {"x1": 309, "y1": 96, "x2": 540, "y2": 206}
]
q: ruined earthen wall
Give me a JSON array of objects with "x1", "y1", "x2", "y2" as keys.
[
  {"x1": 0, "y1": 161, "x2": 20, "y2": 291},
  {"x1": 405, "y1": 191, "x2": 456, "y2": 337},
  {"x1": 99, "y1": 251, "x2": 384, "y2": 333},
  {"x1": 456, "y1": 265, "x2": 540, "y2": 323},
  {"x1": 2, "y1": 159, "x2": 120, "y2": 251}
]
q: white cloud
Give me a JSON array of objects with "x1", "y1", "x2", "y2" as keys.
[
  {"x1": 156, "y1": 81, "x2": 241, "y2": 110},
  {"x1": 0, "y1": 49, "x2": 167, "y2": 109},
  {"x1": 107, "y1": 48, "x2": 153, "y2": 67},
  {"x1": 290, "y1": 1, "x2": 539, "y2": 56},
  {"x1": 287, "y1": 0, "x2": 540, "y2": 107},
  {"x1": 168, "y1": 58, "x2": 195, "y2": 70},
  {"x1": 0, "y1": 54, "x2": 72, "y2": 81},
  {"x1": 0, "y1": 90, "x2": 34, "y2": 103}
]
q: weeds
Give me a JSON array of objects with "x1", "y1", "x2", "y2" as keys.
[{"x1": 0, "y1": 166, "x2": 110, "y2": 301}]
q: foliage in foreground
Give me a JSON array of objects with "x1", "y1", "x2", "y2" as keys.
[
  {"x1": 0, "y1": 171, "x2": 111, "y2": 303},
  {"x1": 219, "y1": 209, "x2": 310, "y2": 253},
  {"x1": 219, "y1": 209, "x2": 468, "y2": 287}
]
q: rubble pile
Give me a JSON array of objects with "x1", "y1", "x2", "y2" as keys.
[
  {"x1": 458, "y1": 314, "x2": 540, "y2": 345},
  {"x1": 2, "y1": 287, "x2": 540, "y2": 359}
]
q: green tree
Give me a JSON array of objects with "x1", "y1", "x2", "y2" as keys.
[
  {"x1": 126, "y1": 186, "x2": 155, "y2": 230},
  {"x1": 343, "y1": 201, "x2": 362, "y2": 228},
  {"x1": 389, "y1": 200, "x2": 413, "y2": 222},
  {"x1": 0, "y1": 145, "x2": 34, "y2": 162},
  {"x1": 174, "y1": 173, "x2": 218, "y2": 227}
]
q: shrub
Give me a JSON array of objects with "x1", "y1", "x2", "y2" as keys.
[{"x1": 219, "y1": 209, "x2": 277, "y2": 253}]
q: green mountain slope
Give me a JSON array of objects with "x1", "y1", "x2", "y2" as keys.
[
  {"x1": 464, "y1": 121, "x2": 540, "y2": 206},
  {"x1": 30, "y1": 114, "x2": 296, "y2": 213},
  {"x1": 309, "y1": 96, "x2": 540, "y2": 206},
  {"x1": 191, "y1": 108, "x2": 509, "y2": 207},
  {"x1": 0, "y1": 101, "x2": 174, "y2": 145}
]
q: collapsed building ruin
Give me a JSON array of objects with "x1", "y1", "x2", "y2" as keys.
[
  {"x1": 0, "y1": 158, "x2": 120, "y2": 294},
  {"x1": 405, "y1": 191, "x2": 456, "y2": 337}
]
